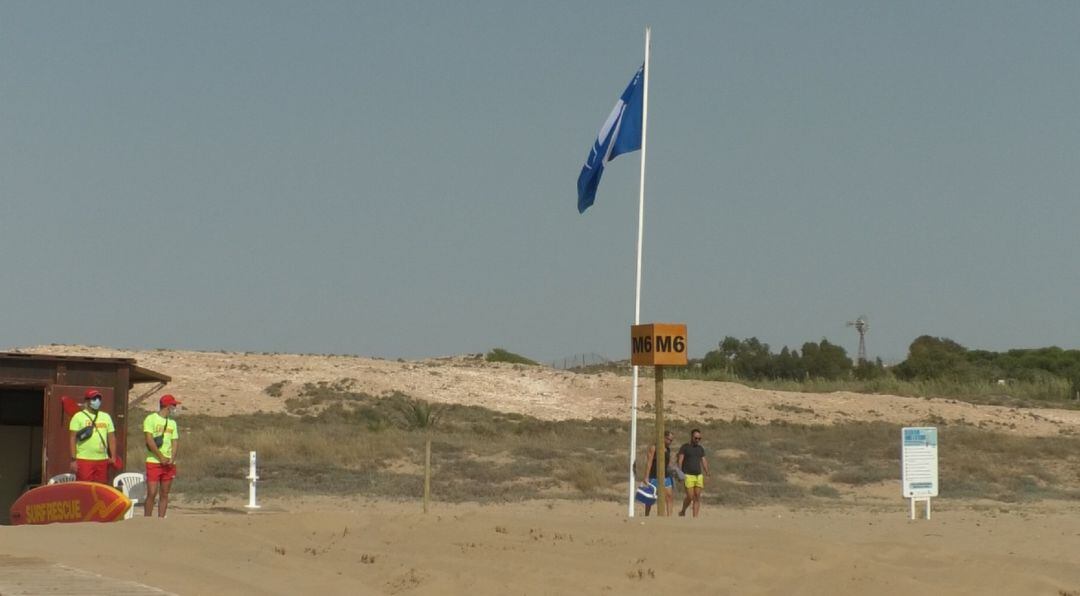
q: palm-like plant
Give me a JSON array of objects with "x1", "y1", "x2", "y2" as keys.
[{"x1": 396, "y1": 399, "x2": 443, "y2": 513}]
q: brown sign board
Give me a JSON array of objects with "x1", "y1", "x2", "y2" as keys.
[{"x1": 630, "y1": 323, "x2": 688, "y2": 366}]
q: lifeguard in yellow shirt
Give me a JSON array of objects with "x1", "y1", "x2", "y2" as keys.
[
  {"x1": 143, "y1": 394, "x2": 181, "y2": 518},
  {"x1": 68, "y1": 389, "x2": 118, "y2": 483}
]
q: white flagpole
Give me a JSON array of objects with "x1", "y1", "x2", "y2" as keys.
[{"x1": 628, "y1": 25, "x2": 651, "y2": 518}]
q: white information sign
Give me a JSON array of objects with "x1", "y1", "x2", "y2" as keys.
[{"x1": 901, "y1": 427, "x2": 938, "y2": 498}]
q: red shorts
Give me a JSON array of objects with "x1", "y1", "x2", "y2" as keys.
[
  {"x1": 146, "y1": 462, "x2": 178, "y2": 482},
  {"x1": 75, "y1": 459, "x2": 109, "y2": 483}
]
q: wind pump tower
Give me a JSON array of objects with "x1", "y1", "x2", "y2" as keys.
[{"x1": 846, "y1": 315, "x2": 869, "y2": 364}]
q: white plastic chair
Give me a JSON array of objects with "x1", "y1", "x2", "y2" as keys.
[
  {"x1": 112, "y1": 472, "x2": 146, "y2": 520},
  {"x1": 48, "y1": 473, "x2": 76, "y2": 485}
]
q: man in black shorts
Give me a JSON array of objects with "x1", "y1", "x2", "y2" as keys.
[{"x1": 677, "y1": 429, "x2": 708, "y2": 517}]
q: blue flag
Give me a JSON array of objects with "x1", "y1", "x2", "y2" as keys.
[{"x1": 576, "y1": 65, "x2": 645, "y2": 213}]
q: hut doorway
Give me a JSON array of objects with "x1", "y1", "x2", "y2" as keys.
[{"x1": 0, "y1": 387, "x2": 45, "y2": 524}]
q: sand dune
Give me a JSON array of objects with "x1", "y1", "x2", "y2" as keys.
[{"x1": 14, "y1": 344, "x2": 1080, "y2": 436}]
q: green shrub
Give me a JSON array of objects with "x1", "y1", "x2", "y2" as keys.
[
  {"x1": 263, "y1": 381, "x2": 289, "y2": 397},
  {"x1": 810, "y1": 484, "x2": 841, "y2": 498},
  {"x1": 485, "y1": 348, "x2": 539, "y2": 366}
]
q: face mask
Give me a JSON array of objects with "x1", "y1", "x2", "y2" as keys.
[
  {"x1": 89, "y1": 398, "x2": 102, "y2": 410},
  {"x1": 168, "y1": 406, "x2": 180, "y2": 417}
]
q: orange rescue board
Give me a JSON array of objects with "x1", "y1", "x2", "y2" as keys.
[{"x1": 9, "y1": 482, "x2": 131, "y2": 525}]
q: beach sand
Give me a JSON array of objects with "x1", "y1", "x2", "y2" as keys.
[{"x1": 2, "y1": 497, "x2": 1079, "y2": 595}]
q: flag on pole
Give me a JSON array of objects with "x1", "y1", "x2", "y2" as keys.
[{"x1": 576, "y1": 65, "x2": 645, "y2": 213}]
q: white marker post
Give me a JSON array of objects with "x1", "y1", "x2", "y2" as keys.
[
  {"x1": 901, "y1": 427, "x2": 938, "y2": 520},
  {"x1": 245, "y1": 451, "x2": 261, "y2": 510}
]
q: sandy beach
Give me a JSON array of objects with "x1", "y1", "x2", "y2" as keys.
[{"x1": 3, "y1": 497, "x2": 1080, "y2": 595}]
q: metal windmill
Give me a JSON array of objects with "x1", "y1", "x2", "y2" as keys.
[{"x1": 846, "y1": 315, "x2": 869, "y2": 364}]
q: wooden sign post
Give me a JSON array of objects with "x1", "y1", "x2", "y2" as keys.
[{"x1": 631, "y1": 323, "x2": 687, "y2": 516}]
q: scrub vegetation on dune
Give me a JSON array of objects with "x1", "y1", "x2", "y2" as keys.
[
  {"x1": 130, "y1": 383, "x2": 1080, "y2": 507},
  {"x1": 661, "y1": 335, "x2": 1080, "y2": 407}
]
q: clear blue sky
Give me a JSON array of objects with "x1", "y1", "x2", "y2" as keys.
[{"x1": 2, "y1": 2, "x2": 1077, "y2": 363}]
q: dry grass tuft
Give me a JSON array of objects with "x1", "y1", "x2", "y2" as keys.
[{"x1": 557, "y1": 460, "x2": 609, "y2": 494}]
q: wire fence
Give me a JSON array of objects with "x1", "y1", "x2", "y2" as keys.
[{"x1": 550, "y1": 353, "x2": 612, "y2": 370}]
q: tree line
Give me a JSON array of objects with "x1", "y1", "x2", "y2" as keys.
[
  {"x1": 695, "y1": 335, "x2": 1080, "y2": 393},
  {"x1": 698, "y1": 336, "x2": 884, "y2": 381},
  {"x1": 894, "y1": 336, "x2": 1080, "y2": 387}
]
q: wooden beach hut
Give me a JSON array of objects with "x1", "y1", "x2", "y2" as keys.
[{"x1": 0, "y1": 352, "x2": 170, "y2": 523}]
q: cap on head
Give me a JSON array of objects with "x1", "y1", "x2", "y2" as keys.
[
  {"x1": 159, "y1": 394, "x2": 181, "y2": 408},
  {"x1": 84, "y1": 389, "x2": 102, "y2": 401}
]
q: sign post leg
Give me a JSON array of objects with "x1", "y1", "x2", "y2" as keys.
[{"x1": 909, "y1": 497, "x2": 932, "y2": 520}]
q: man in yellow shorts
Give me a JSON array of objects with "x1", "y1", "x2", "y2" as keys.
[{"x1": 677, "y1": 429, "x2": 708, "y2": 517}]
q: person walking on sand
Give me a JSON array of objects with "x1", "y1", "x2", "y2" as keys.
[
  {"x1": 143, "y1": 394, "x2": 181, "y2": 518},
  {"x1": 642, "y1": 431, "x2": 676, "y2": 516},
  {"x1": 677, "y1": 429, "x2": 708, "y2": 518},
  {"x1": 68, "y1": 389, "x2": 119, "y2": 484}
]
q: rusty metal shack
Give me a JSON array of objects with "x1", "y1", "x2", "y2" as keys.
[{"x1": 0, "y1": 352, "x2": 170, "y2": 523}]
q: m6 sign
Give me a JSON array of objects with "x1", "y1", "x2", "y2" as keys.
[{"x1": 630, "y1": 323, "x2": 688, "y2": 366}]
